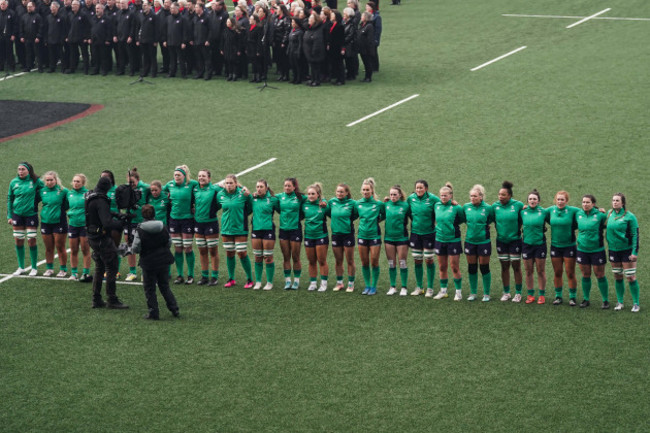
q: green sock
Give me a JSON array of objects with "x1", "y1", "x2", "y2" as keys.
[
  {"x1": 426, "y1": 262, "x2": 435, "y2": 289},
  {"x1": 582, "y1": 277, "x2": 592, "y2": 301},
  {"x1": 569, "y1": 288, "x2": 577, "y2": 299},
  {"x1": 117, "y1": 256, "x2": 122, "y2": 271},
  {"x1": 211, "y1": 270, "x2": 219, "y2": 279},
  {"x1": 453, "y1": 278, "x2": 462, "y2": 290},
  {"x1": 362, "y1": 265, "x2": 371, "y2": 286},
  {"x1": 614, "y1": 279, "x2": 625, "y2": 303},
  {"x1": 227, "y1": 256, "x2": 236, "y2": 280},
  {"x1": 284, "y1": 269, "x2": 291, "y2": 278},
  {"x1": 440, "y1": 278, "x2": 448, "y2": 289},
  {"x1": 371, "y1": 266, "x2": 380, "y2": 288},
  {"x1": 597, "y1": 277, "x2": 609, "y2": 302},
  {"x1": 202, "y1": 270, "x2": 209, "y2": 278},
  {"x1": 527, "y1": 289, "x2": 535, "y2": 296},
  {"x1": 348, "y1": 275, "x2": 355, "y2": 283},
  {"x1": 29, "y1": 245, "x2": 38, "y2": 268},
  {"x1": 388, "y1": 267, "x2": 397, "y2": 287},
  {"x1": 399, "y1": 268, "x2": 408, "y2": 288},
  {"x1": 175, "y1": 252, "x2": 184, "y2": 277},
  {"x1": 310, "y1": 277, "x2": 317, "y2": 283},
  {"x1": 515, "y1": 283, "x2": 523, "y2": 294},
  {"x1": 185, "y1": 251, "x2": 195, "y2": 277},
  {"x1": 555, "y1": 287, "x2": 563, "y2": 298},
  {"x1": 321, "y1": 274, "x2": 328, "y2": 282},
  {"x1": 82, "y1": 267, "x2": 89, "y2": 275},
  {"x1": 129, "y1": 266, "x2": 136, "y2": 274},
  {"x1": 539, "y1": 289, "x2": 546, "y2": 296},
  {"x1": 47, "y1": 263, "x2": 54, "y2": 270},
  {"x1": 629, "y1": 280, "x2": 640, "y2": 304},
  {"x1": 15, "y1": 245, "x2": 25, "y2": 269},
  {"x1": 240, "y1": 255, "x2": 252, "y2": 280},
  {"x1": 255, "y1": 261, "x2": 264, "y2": 283},
  {"x1": 482, "y1": 272, "x2": 491, "y2": 295},
  {"x1": 266, "y1": 262, "x2": 275, "y2": 283},
  {"x1": 60, "y1": 265, "x2": 67, "y2": 272},
  {"x1": 503, "y1": 285, "x2": 510, "y2": 293},
  {"x1": 337, "y1": 275, "x2": 344, "y2": 284},
  {"x1": 468, "y1": 272, "x2": 478, "y2": 294},
  {"x1": 71, "y1": 267, "x2": 78, "y2": 276},
  {"x1": 293, "y1": 269, "x2": 302, "y2": 278},
  {"x1": 414, "y1": 263, "x2": 423, "y2": 288}
]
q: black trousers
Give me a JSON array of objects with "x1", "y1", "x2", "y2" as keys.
[
  {"x1": 69, "y1": 42, "x2": 89, "y2": 73},
  {"x1": 360, "y1": 53, "x2": 374, "y2": 80},
  {"x1": 91, "y1": 42, "x2": 110, "y2": 74},
  {"x1": 160, "y1": 43, "x2": 169, "y2": 72},
  {"x1": 289, "y1": 56, "x2": 303, "y2": 82},
  {"x1": 142, "y1": 266, "x2": 178, "y2": 318},
  {"x1": 116, "y1": 40, "x2": 130, "y2": 73},
  {"x1": 329, "y1": 50, "x2": 344, "y2": 83},
  {"x1": 194, "y1": 43, "x2": 210, "y2": 77},
  {"x1": 89, "y1": 236, "x2": 119, "y2": 303},
  {"x1": 24, "y1": 40, "x2": 40, "y2": 70},
  {"x1": 168, "y1": 45, "x2": 186, "y2": 77},
  {"x1": 0, "y1": 37, "x2": 15, "y2": 70},
  {"x1": 47, "y1": 43, "x2": 63, "y2": 72},
  {"x1": 140, "y1": 42, "x2": 157, "y2": 77},
  {"x1": 210, "y1": 43, "x2": 223, "y2": 75}
]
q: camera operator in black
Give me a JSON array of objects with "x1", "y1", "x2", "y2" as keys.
[
  {"x1": 132, "y1": 204, "x2": 179, "y2": 320},
  {"x1": 86, "y1": 176, "x2": 129, "y2": 309}
]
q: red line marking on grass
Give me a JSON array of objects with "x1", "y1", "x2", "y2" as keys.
[{"x1": 0, "y1": 104, "x2": 104, "y2": 143}]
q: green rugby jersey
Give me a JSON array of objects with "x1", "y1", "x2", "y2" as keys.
[
  {"x1": 66, "y1": 187, "x2": 88, "y2": 227},
  {"x1": 462, "y1": 201, "x2": 494, "y2": 244},
  {"x1": 607, "y1": 209, "x2": 639, "y2": 255},
  {"x1": 217, "y1": 187, "x2": 252, "y2": 236},
  {"x1": 434, "y1": 201, "x2": 465, "y2": 243},
  {"x1": 492, "y1": 199, "x2": 524, "y2": 243},
  {"x1": 577, "y1": 207, "x2": 606, "y2": 253},
  {"x1": 357, "y1": 197, "x2": 385, "y2": 240},
  {"x1": 39, "y1": 185, "x2": 69, "y2": 224},
  {"x1": 252, "y1": 191, "x2": 280, "y2": 231},
  {"x1": 328, "y1": 197, "x2": 358, "y2": 235},
  {"x1": 301, "y1": 199, "x2": 329, "y2": 239},
  {"x1": 520, "y1": 205, "x2": 549, "y2": 246},
  {"x1": 148, "y1": 194, "x2": 170, "y2": 225},
  {"x1": 408, "y1": 192, "x2": 439, "y2": 235},
  {"x1": 7, "y1": 176, "x2": 43, "y2": 218},
  {"x1": 384, "y1": 200, "x2": 410, "y2": 242},
  {"x1": 548, "y1": 205, "x2": 579, "y2": 248},
  {"x1": 277, "y1": 192, "x2": 306, "y2": 231},
  {"x1": 107, "y1": 185, "x2": 118, "y2": 214},
  {"x1": 193, "y1": 183, "x2": 220, "y2": 223},
  {"x1": 163, "y1": 179, "x2": 199, "y2": 220}
]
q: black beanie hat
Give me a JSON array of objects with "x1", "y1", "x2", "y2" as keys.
[{"x1": 96, "y1": 176, "x2": 112, "y2": 193}]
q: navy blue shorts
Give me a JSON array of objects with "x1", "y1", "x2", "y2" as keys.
[
  {"x1": 409, "y1": 233, "x2": 435, "y2": 250},
  {"x1": 385, "y1": 240, "x2": 409, "y2": 247},
  {"x1": 609, "y1": 249, "x2": 633, "y2": 263},
  {"x1": 332, "y1": 233, "x2": 355, "y2": 247},
  {"x1": 279, "y1": 228, "x2": 303, "y2": 242},
  {"x1": 577, "y1": 250, "x2": 606, "y2": 266},
  {"x1": 11, "y1": 213, "x2": 38, "y2": 227},
  {"x1": 41, "y1": 222, "x2": 68, "y2": 235},
  {"x1": 304, "y1": 236, "x2": 328, "y2": 248},
  {"x1": 464, "y1": 242, "x2": 491, "y2": 257},
  {"x1": 252, "y1": 229, "x2": 276, "y2": 240},
  {"x1": 522, "y1": 243, "x2": 547, "y2": 260},
  {"x1": 195, "y1": 221, "x2": 220, "y2": 236},
  {"x1": 496, "y1": 239, "x2": 522, "y2": 258},
  {"x1": 435, "y1": 241, "x2": 462, "y2": 256},
  {"x1": 68, "y1": 225, "x2": 87, "y2": 238},
  {"x1": 358, "y1": 238, "x2": 381, "y2": 247},
  {"x1": 169, "y1": 217, "x2": 194, "y2": 235},
  {"x1": 550, "y1": 245, "x2": 577, "y2": 259}
]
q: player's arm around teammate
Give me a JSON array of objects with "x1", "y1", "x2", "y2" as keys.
[
  {"x1": 302, "y1": 183, "x2": 330, "y2": 292},
  {"x1": 193, "y1": 169, "x2": 222, "y2": 286},
  {"x1": 407, "y1": 180, "x2": 439, "y2": 297},
  {"x1": 277, "y1": 178, "x2": 305, "y2": 290},
  {"x1": 607, "y1": 193, "x2": 640, "y2": 312},
  {"x1": 218, "y1": 174, "x2": 254, "y2": 289},
  {"x1": 357, "y1": 178, "x2": 385, "y2": 296},
  {"x1": 492, "y1": 181, "x2": 524, "y2": 302},
  {"x1": 384, "y1": 185, "x2": 410, "y2": 296},
  {"x1": 67, "y1": 174, "x2": 92, "y2": 282},
  {"x1": 576, "y1": 194, "x2": 609, "y2": 309},
  {"x1": 462, "y1": 184, "x2": 494, "y2": 302},
  {"x1": 124, "y1": 167, "x2": 150, "y2": 282},
  {"x1": 7, "y1": 162, "x2": 44, "y2": 276},
  {"x1": 548, "y1": 191, "x2": 579, "y2": 306},
  {"x1": 39, "y1": 171, "x2": 69, "y2": 278},
  {"x1": 251, "y1": 179, "x2": 280, "y2": 291},
  {"x1": 520, "y1": 189, "x2": 550, "y2": 304},
  {"x1": 329, "y1": 183, "x2": 358, "y2": 292},
  {"x1": 433, "y1": 182, "x2": 465, "y2": 300}
]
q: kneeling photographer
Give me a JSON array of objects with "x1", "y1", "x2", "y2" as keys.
[
  {"x1": 132, "y1": 205, "x2": 180, "y2": 320},
  {"x1": 85, "y1": 176, "x2": 131, "y2": 309}
]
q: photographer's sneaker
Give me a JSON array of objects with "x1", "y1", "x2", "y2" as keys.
[
  {"x1": 631, "y1": 304, "x2": 640, "y2": 313},
  {"x1": 263, "y1": 283, "x2": 273, "y2": 291},
  {"x1": 453, "y1": 290, "x2": 462, "y2": 301},
  {"x1": 387, "y1": 287, "x2": 397, "y2": 296},
  {"x1": 13, "y1": 268, "x2": 26, "y2": 276},
  {"x1": 43, "y1": 269, "x2": 54, "y2": 277},
  {"x1": 614, "y1": 303, "x2": 624, "y2": 311},
  {"x1": 467, "y1": 294, "x2": 477, "y2": 302},
  {"x1": 425, "y1": 288, "x2": 434, "y2": 298},
  {"x1": 28, "y1": 268, "x2": 38, "y2": 277},
  {"x1": 500, "y1": 293, "x2": 512, "y2": 302},
  {"x1": 434, "y1": 289, "x2": 448, "y2": 300},
  {"x1": 410, "y1": 287, "x2": 423, "y2": 296},
  {"x1": 512, "y1": 293, "x2": 522, "y2": 303},
  {"x1": 125, "y1": 273, "x2": 138, "y2": 282},
  {"x1": 399, "y1": 288, "x2": 408, "y2": 296},
  {"x1": 56, "y1": 270, "x2": 67, "y2": 278},
  {"x1": 253, "y1": 282, "x2": 262, "y2": 290}
]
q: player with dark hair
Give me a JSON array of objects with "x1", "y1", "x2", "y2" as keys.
[{"x1": 492, "y1": 181, "x2": 524, "y2": 302}]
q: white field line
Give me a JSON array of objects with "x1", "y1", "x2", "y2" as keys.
[
  {"x1": 0, "y1": 248, "x2": 72, "y2": 284},
  {"x1": 503, "y1": 14, "x2": 650, "y2": 22},
  {"x1": 0, "y1": 68, "x2": 38, "y2": 82},
  {"x1": 0, "y1": 273, "x2": 143, "y2": 286},
  {"x1": 346, "y1": 94, "x2": 420, "y2": 127},
  {"x1": 216, "y1": 157, "x2": 277, "y2": 184},
  {"x1": 566, "y1": 8, "x2": 611, "y2": 28},
  {"x1": 470, "y1": 46, "x2": 527, "y2": 72}
]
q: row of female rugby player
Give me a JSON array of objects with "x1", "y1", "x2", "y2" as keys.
[{"x1": 6, "y1": 163, "x2": 641, "y2": 312}]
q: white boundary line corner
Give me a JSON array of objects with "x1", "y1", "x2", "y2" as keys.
[
  {"x1": 470, "y1": 46, "x2": 527, "y2": 72},
  {"x1": 347, "y1": 94, "x2": 420, "y2": 127}
]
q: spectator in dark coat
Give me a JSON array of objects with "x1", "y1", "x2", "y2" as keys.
[
  {"x1": 341, "y1": 6, "x2": 357, "y2": 80},
  {"x1": 302, "y1": 10, "x2": 324, "y2": 86},
  {"x1": 357, "y1": 10, "x2": 374, "y2": 82},
  {"x1": 220, "y1": 15, "x2": 242, "y2": 81},
  {"x1": 326, "y1": 9, "x2": 344, "y2": 85},
  {"x1": 286, "y1": 16, "x2": 303, "y2": 84}
]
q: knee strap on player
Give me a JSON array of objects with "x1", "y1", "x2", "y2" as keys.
[
  {"x1": 26, "y1": 229, "x2": 37, "y2": 239},
  {"x1": 497, "y1": 254, "x2": 509, "y2": 262},
  {"x1": 207, "y1": 238, "x2": 219, "y2": 248},
  {"x1": 13, "y1": 230, "x2": 26, "y2": 240},
  {"x1": 223, "y1": 242, "x2": 235, "y2": 252},
  {"x1": 624, "y1": 268, "x2": 636, "y2": 277},
  {"x1": 399, "y1": 259, "x2": 407, "y2": 269},
  {"x1": 263, "y1": 249, "x2": 274, "y2": 257},
  {"x1": 612, "y1": 267, "x2": 623, "y2": 275},
  {"x1": 195, "y1": 238, "x2": 207, "y2": 248},
  {"x1": 480, "y1": 264, "x2": 490, "y2": 275},
  {"x1": 253, "y1": 249, "x2": 263, "y2": 258},
  {"x1": 509, "y1": 254, "x2": 521, "y2": 261},
  {"x1": 423, "y1": 250, "x2": 435, "y2": 260},
  {"x1": 387, "y1": 260, "x2": 395, "y2": 269},
  {"x1": 171, "y1": 237, "x2": 183, "y2": 247},
  {"x1": 411, "y1": 249, "x2": 423, "y2": 260},
  {"x1": 182, "y1": 238, "x2": 194, "y2": 248},
  {"x1": 468, "y1": 263, "x2": 478, "y2": 274},
  {"x1": 235, "y1": 242, "x2": 247, "y2": 253}
]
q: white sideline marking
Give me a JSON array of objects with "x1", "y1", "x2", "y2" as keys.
[
  {"x1": 216, "y1": 157, "x2": 278, "y2": 184},
  {"x1": 566, "y1": 8, "x2": 611, "y2": 28},
  {"x1": 503, "y1": 14, "x2": 650, "y2": 22},
  {"x1": 0, "y1": 68, "x2": 38, "y2": 82},
  {"x1": 346, "y1": 94, "x2": 420, "y2": 127},
  {"x1": 0, "y1": 248, "x2": 72, "y2": 284},
  {"x1": 470, "y1": 46, "x2": 527, "y2": 72},
  {"x1": 0, "y1": 273, "x2": 143, "y2": 286}
]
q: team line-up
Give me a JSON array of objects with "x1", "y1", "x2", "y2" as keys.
[{"x1": 6, "y1": 163, "x2": 641, "y2": 312}]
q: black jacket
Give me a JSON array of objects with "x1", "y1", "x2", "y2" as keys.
[
  {"x1": 246, "y1": 22, "x2": 262, "y2": 57},
  {"x1": 136, "y1": 10, "x2": 158, "y2": 43},
  {"x1": 357, "y1": 20, "x2": 374, "y2": 56},
  {"x1": 286, "y1": 26, "x2": 302, "y2": 60},
  {"x1": 45, "y1": 11, "x2": 67, "y2": 44},
  {"x1": 303, "y1": 22, "x2": 324, "y2": 62},
  {"x1": 272, "y1": 14, "x2": 289, "y2": 46},
  {"x1": 91, "y1": 13, "x2": 113, "y2": 43},
  {"x1": 19, "y1": 11, "x2": 42, "y2": 41},
  {"x1": 85, "y1": 192, "x2": 122, "y2": 240},
  {"x1": 67, "y1": 9, "x2": 90, "y2": 43},
  {"x1": 342, "y1": 19, "x2": 357, "y2": 56},
  {"x1": 0, "y1": 8, "x2": 17, "y2": 39},
  {"x1": 221, "y1": 26, "x2": 243, "y2": 61},
  {"x1": 327, "y1": 20, "x2": 344, "y2": 53},
  {"x1": 133, "y1": 221, "x2": 174, "y2": 270},
  {"x1": 207, "y1": 7, "x2": 227, "y2": 44},
  {"x1": 192, "y1": 12, "x2": 210, "y2": 45},
  {"x1": 116, "y1": 8, "x2": 135, "y2": 42},
  {"x1": 162, "y1": 12, "x2": 189, "y2": 46}
]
